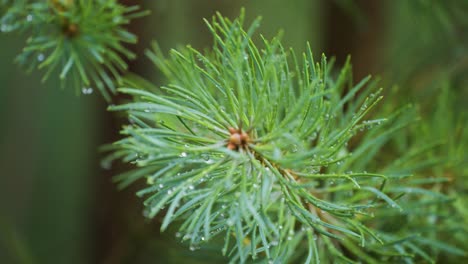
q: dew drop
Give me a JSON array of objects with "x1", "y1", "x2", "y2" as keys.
[
  {"x1": 158, "y1": 183, "x2": 164, "y2": 189},
  {"x1": 188, "y1": 185, "x2": 194, "y2": 190},
  {"x1": 37, "y1": 53, "x2": 45, "y2": 62},
  {"x1": 175, "y1": 232, "x2": 181, "y2": 238},
  {"x1": 26, "y1": 14, "x2": 33, "y2": 22},
  {"x1": 291, "y1": 144, "x2": 298, "y2": 153},
  {"x1": 82, "y1": 87, "x2": 93, "y2": 95},
  {"x1": 311, "y1": 132, "x2": 317, "y2": 139},
  {"x1": 180, "y1": 152, "x2": 187, "y2": 157},
  {"x1": 114, "y1": 15, "x2": 126, "y2": 24}
]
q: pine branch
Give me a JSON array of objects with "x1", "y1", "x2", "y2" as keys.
[
  {"x1": 0, "y1": 0, "x2": 148, "y2": 101},
  {"x1": 105, "y1": 10, "x2": 461, "y2": 263}
]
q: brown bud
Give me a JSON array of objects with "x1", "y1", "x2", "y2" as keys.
[{"x1": 230, "y1": 133, "x2": 242, "y2": 146}]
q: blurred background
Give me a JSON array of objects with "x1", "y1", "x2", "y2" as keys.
[{"x1": 0, "y1": 0, "x2": 466, "y2": 263}]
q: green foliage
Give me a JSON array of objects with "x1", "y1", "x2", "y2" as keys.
[
  {"x1": 0, "y1": 0, "x2": 148, "y2": 101},
  {"x1": 106, "y1": 12, "x2": 463, "y2": 263},
  {"x1": 385, "y1": 0, "x2": 468, "y2": 86},
  {"x1": 381, "y1": 1, "x2": 468, "y2": 260}
]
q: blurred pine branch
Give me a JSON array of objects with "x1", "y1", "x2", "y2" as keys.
[{"x1": 0, "y1": 0, "x2": 148, "y2": 101}]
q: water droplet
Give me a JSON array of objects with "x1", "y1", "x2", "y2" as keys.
[
  {"x1": 189, "y1": 245, "x2": 196, "y2": 251},
  {"x1": 37, "y1": 53, "x2": 45, "y2": 62},
  {"x1": 82, "y1": 87, "x2": 93, "y2": 95},
  {"x1": 180, "y1": 152, "x2": 187, "y2": 157},
  {"x1": 287, "y1": 236, "x2": 292, "y2": 241},
  {"x1": 188, "y1": 185, "x2": 194, "y2": 190},
  {"x1": 158, "y1": 183, "x2": 164, "y2": 189},
  {"x1": 26, "y1": 15, "x2": 33, "y2": 22},
  {"x1": 227, "y1": 219, "x2": 234, "y2": 226},
  {"x1": 175, "y1": 232, "x2": 181, "y2": 238},
  {"x1": 201, "y1": 153, "x2": 209, "y2": 160},
  {"x1": 201, "y1": 236, "x2": 205, "y2": 241},
  {"x1": 311, "y1": 132, "x2": 317, "y2": 139},
  {"x1": 291, "y1": 144, "x2": 298, "y2": 153}
]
